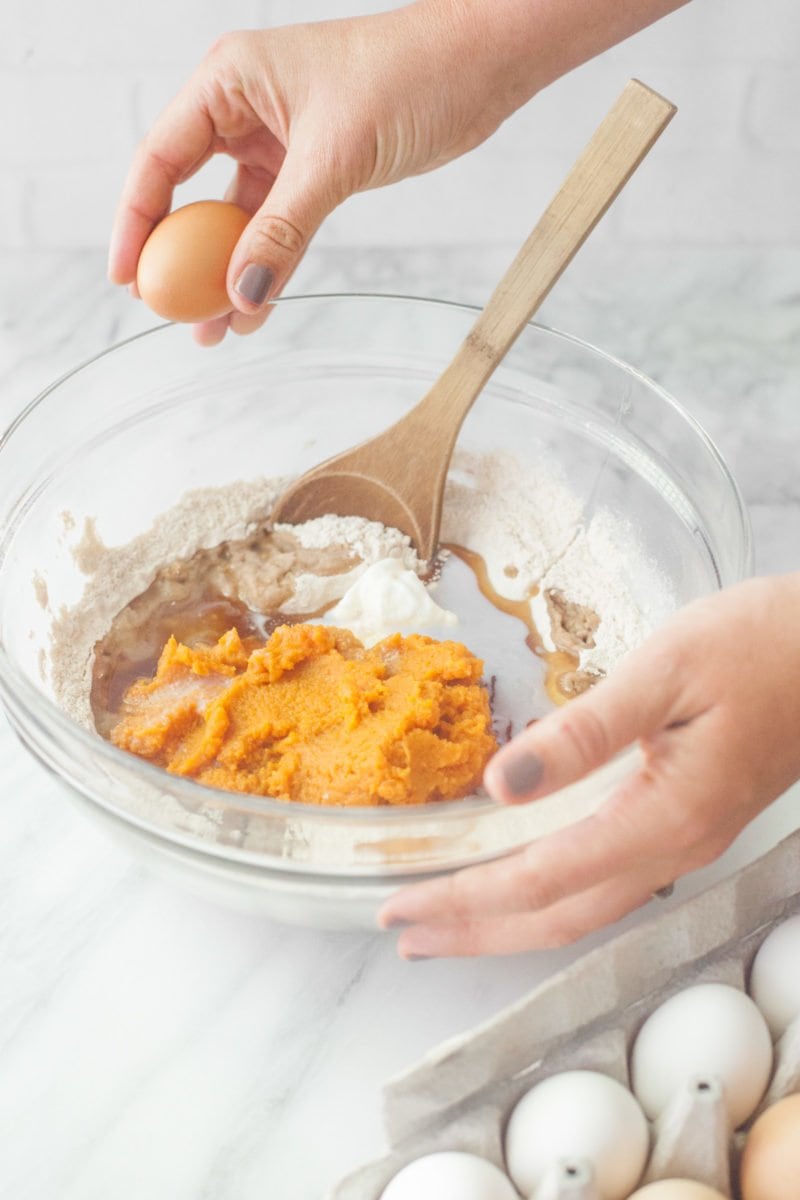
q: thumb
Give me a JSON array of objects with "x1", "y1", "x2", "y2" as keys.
[
  {"x1": 485, "y1": 639, "x2": 686, "y2": 804},
  {"x1": 227, "y1": 152, "x2": 338, "y2": 313}
]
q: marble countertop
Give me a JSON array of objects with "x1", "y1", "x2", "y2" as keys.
[{"x1": 1, "y1": 243, "x2": 799, "y2": 1200}]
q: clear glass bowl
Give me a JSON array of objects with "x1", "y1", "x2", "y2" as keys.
[{"x1": 0, "y1": 295, "x2": 752, "y2": 928}]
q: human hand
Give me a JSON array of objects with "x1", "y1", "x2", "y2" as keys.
[
  {"x1": 378, "y1": 573, "x2": 800, "y2": 958},
  {"x1": 107, "y1": 2, "x2": 528, "y2": 345}
]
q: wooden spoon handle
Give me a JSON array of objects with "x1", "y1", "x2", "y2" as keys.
[{"x1": 412, "y1": 79, "x2": 676, "y2": 430}]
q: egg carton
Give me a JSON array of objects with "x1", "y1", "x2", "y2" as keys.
[{"x1": 330, "y1": 825, "x2": 800, "y2": 1199}]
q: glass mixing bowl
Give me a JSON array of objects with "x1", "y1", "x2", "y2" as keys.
[{"x1": 0, "y1": 295, "x2": 751, "y2": 928}]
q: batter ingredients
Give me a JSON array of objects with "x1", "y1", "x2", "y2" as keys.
[
  {"x1": 48, "y1": 450, "x2": 675, "y2": 802},
  {"x1": 110, "y1": 623, "x2": 498, "y2": 807}
]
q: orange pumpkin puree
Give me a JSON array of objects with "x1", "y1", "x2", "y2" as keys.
[{"x1": 110, "y1": 623, "x2": 498, "y2": 806}]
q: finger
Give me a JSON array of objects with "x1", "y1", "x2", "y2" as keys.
[
  {"x1": 224, "y1": 160, "x2": 279, "y2": 216},
  {"x1": 379, "y1": 848, "x2": 539, "y2": 930},
  {"x1": 382, "y1": 715, "x2": 742, "y2": 934},
  {"x1": 229, "y1": 308, "x2": 272, "y2": 337},
  {"x1": 192, "y1": 315, "x2": 230, "y2": 346},
  {"x1": 395, "y1": 868, "x2": 664, "y2": 959},
  {"x1": 230, "y1": 224, "x2": 312, "y2": 335},
  {"x1": 484, "y1": 632, "x2": 692, "y2": 805},
  {"x1": 186, "y1": 167, "x2": 275, "y2": 344},
  {"x1": 227, "y1": 148, "x2": 340, "y2": 314},
  {"x1": 108, "y1": 82, "x2": 216, "y2": 285},
  {"x1": 380, "y1": 753, "x2": 698, "y2": 930},
  {"x1": 193, "y1": 297, "x2": 281, "y2": 342}
]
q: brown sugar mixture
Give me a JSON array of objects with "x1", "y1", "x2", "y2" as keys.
[
  {"x1": 91, "y1": 523, "x2": 366, "y2": 737},
  {"x1": 540, "y1": 588, "x2": 603, "y2": 698},
  {"x1": 110, "y1": 623, "x2": 498, "y2": 807}
]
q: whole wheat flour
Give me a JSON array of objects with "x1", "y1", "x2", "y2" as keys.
[{"x1": 48, "y1": 450, "x2": 673, "y2": 732}]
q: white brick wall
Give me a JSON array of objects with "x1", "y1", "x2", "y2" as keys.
[{"x1": 1, "y1": 0, "x2": 798, "y2": 250}]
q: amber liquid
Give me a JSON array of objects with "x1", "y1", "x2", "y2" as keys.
[
  {"x1": 91, "y1": 593, "x2": 257, "y2": 733},
  {"x1": 444, "y1": 544, "x2": 579, "y2": 707}
]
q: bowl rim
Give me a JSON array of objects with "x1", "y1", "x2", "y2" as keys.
[{"x1": 0, "y1": 293, "x2": 753, "y2": 861}]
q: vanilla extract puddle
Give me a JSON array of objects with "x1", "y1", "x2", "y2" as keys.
[{"x1": 443, "y1": 544, "x2": 580, "y2": 709}]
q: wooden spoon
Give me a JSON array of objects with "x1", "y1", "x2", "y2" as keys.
[{"x1": 271, "y1": 80, "x2": 675, "y2": 563}]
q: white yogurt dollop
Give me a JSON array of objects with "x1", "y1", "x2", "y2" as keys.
[{"x1": 324, "y1": 558, "x2": 458, "y2": 647}]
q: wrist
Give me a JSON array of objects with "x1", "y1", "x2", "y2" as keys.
[
  {"x1": 418, "y1": 0, "x2": 691, "y2": 115},
  {"x1": 413, "y1": 0, "x2": 546, "y2": 119}
]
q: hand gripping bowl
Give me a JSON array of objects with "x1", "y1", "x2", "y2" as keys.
[{"x1": 0, "y1": 295, "x2": 751, "y2": 929}]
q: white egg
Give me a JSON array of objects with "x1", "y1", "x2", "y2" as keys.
[
  {"x1": 379, "y1": 1151, "x2": 518, "y2": 1200},
  {"x1": 749, "y1": 913, "x2": 800, "y2": 1039},
  {"x1": 630, "y1": 983, "x2": 773, "y2": 1128},
  {"x1": 627, "y1": 1182, "x2": 728, "y2": 1199},
  {"x1": 504, "y1": 1070, "x2": 650, "y2": 1200}
]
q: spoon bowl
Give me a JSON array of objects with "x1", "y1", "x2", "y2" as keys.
[{"x1": 272, "y1": 79, "x2": 676, "y2": 560}]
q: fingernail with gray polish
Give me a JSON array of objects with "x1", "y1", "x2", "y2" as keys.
[
  {"x1": 383, "y1": 916, "x2": 411, "y2": 930},
  {"x1": 501, "y1": 753, "x2": 544, "y2": 798},
  {"x1": 235, "y1": 264, "x2": 274, "y2": 307}
]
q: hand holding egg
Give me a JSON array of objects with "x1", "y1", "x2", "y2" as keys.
[{"x1": 110, "y1": 14, "x2": 546, "y2": 345}]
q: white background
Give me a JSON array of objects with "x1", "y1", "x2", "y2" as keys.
[{"x1": 1, "y1": 0, "x2": 799, "y2": 251}]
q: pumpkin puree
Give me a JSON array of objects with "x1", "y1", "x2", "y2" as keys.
[{"x1": 111, "y1": 623, "x2": 498, "y2": 806}]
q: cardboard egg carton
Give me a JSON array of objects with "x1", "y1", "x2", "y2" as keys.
[{"x1": 330, "y1": 826, "x2": 800, "y2": 1199}]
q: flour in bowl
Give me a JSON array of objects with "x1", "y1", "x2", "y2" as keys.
[{"x1": 48, "y1": 449, "x2": 673, "y2": 744}]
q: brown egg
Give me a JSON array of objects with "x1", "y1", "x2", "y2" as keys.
[
  {"x1": 627, "y1": 1183, "x2": 727, "y2": 1199},
  {"x1": 136, "y1": 200, "x2": 250, "y2": 322},
  {"x1": 740, "y1": 1092, "x2": 800, "y2": 1200}
]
